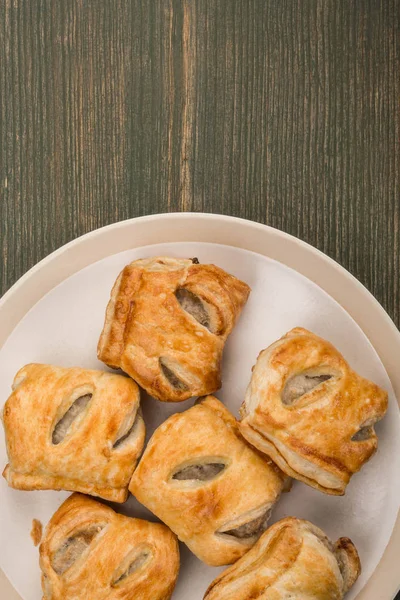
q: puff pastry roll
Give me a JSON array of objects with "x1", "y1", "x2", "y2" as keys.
[
  {"x1": 39, "y1": 493, "x2": 180, "y2": 600},
  {"x1": 239, "y1": 327, "x2": 388, "y2": 495},
  {"x1": 204, "y1": 517, "x2": 361, "y2": 600},
  {"x1": 2, "y1": 364, "x2": 145, "y2": 502},
  {"x1": 98, "y1": 257, "x2": 250, "y2": 402},
  {"x1": 129, "y1": 396, "x2": 287, "y2": 566}
]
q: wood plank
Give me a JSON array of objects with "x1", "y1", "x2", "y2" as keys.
[{"x1": 0, "y1": 0, "x2": 399, "y2": 331}]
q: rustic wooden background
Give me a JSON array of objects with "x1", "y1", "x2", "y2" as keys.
[{"x1": 0, "y1": 0, "x2": 399, "y2": 333}]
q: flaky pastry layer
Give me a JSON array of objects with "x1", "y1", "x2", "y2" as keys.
[
  {"x1": 39, "y1": 493, "x2": 179, "y2": 600},
  {"x1": 130, "y1": 396, "x2": 287, "y2": 566},
  {"x1": 98, "y1": 257, "x2": 250, "y2": 401},
  {"x1": 204, "y1": 517, "x2": 361, "y2": 600},
  {"x1": 240, "y1": 327, "x2": 388, "y2": 494},
  {"x1": 2, "y1": 364, "x2": 145, "y2": 502}
]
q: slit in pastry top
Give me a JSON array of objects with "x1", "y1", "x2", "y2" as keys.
[
  {"x1": 52, "y1": 394, "x2": 93, "y2": 445},
  {"x1": 217, "y1": 505, "x2": 272, "y2": 542},
  {"x1": 51, "y1": 524, "x2": 105, "y2": 575},
  {"x1": 113, "y1": 409, "x2": 143, "y2": 450},
  {"x1": 159, "y1": 358, "x2": 189, "y2": 391},
  {"x1": 175, "y1": 288, "x2": 212, "y2": 332},
  {"x1": 351, "y1": 419, "x2": 376, "y2": 442},
  {"x1": 112, "y1": 548, "x2": 152, "y2": 586},
  {"x1": 171, "y1": 461, "x2": 227, "y2": 482},
  {"x1": 282, "y1": 372, "x2": 333, "y2": 406}
]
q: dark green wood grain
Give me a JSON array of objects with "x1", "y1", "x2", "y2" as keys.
[{"x1": 1, "y1": 0, "x2": 399, "y2": 331}]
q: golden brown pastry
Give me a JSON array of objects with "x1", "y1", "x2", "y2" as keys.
[
  {"x1": 239, "y1": 327, "x2": 388, "y2": 495},
  {"x1": 129, "y1": 396, "x2": 287, "y2": 566},
  {"x1": 97, "y1": 257, "x2": 250, "y2": 402},
  {"x1": 39, "y1": 493, "x2": 180, "y2": 600},
  {"x1": 2, "y1": 364, "x2": 145, "y2": 502},
  {"x1": 204, "y1": 517, "x2": 361, "y2": 600}
]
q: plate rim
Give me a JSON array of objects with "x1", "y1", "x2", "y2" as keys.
[{"x1": 0, "y1": 212, "x2": 399, "y2": 600}]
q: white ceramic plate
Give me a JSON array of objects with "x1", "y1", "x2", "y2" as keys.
[{"x1": 0, "y1": 214, "x2": 399, "y2": 600}]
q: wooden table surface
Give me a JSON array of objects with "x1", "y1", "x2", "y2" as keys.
[
  {"x1": 1, "y1": 0, "x2": 399, "y2": 330},
  {"x1": 0, "y1": 2, "x2": 399, "y2": 598}
]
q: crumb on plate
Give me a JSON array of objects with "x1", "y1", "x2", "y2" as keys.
[{"x1": 30, "y1": 518, "x2": 43, "y2": 546}]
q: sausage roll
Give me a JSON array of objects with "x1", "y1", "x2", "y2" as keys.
[
  {"x1": 239, "y1": 327, "x2": 388, "y2": 495},
  {"x1": 97, "y1": 257, "x2": 250, "y2": 402},
  {"x1": 39, "y1": 493, "x2": 179, "y2": 600},
  {"x1": 204, "y1": 517, "x2": 361, "y2": 600},
  {"x1": 2, "y1": 363, "x2": 145, "y2": 502},
  {"x1": 129, "y1": 396, "x2": 287, "y2": 566}
]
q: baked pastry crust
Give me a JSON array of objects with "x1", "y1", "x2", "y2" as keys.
[
  {"x1": 239, "y1": 327, "x2": 388, "y2": 495},
  {"x1": 129, "y1": 396, "x2": 287, "y2": 566},
  {"x1": 2, "y1": 364, "x2": 145, "y2": 502},
  {"x1": 204, "y1": 517, "x2": 361, "y2": 600},
  {"x1": 97, "y1": 257, "x2": 250, "y2": 402},
  {"x1": 39, "y1": 493, "x2": 179, "y2": 600}
]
